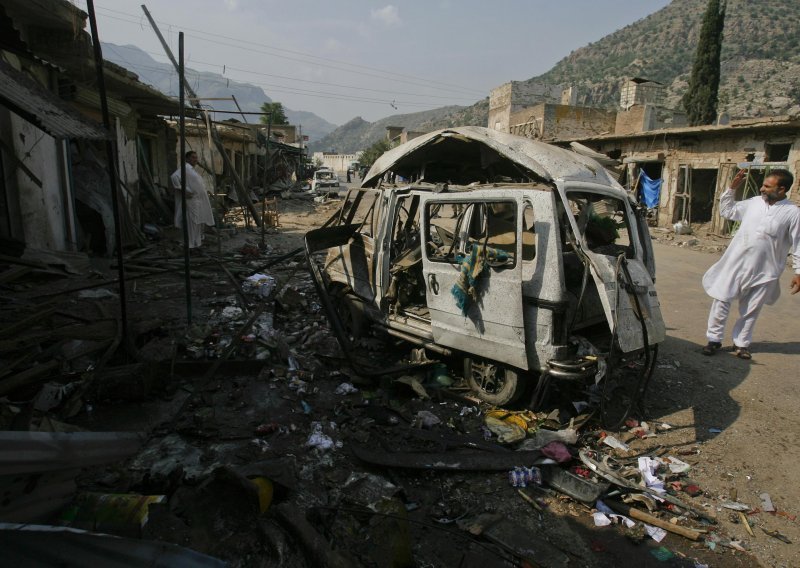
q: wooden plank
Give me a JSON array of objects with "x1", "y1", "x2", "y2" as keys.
[
  {"x1": 605, "y1": 500, "x2": 702, "y2": 541},
  {"x1": 0, "y1": 359, "x2": 60, "y2": 396},
  {"x1": 0, "y1": 266, "x2": 32, "y2": 285},
  {"x1": 0, "y1": 307, "x2": 55, "y2": 338}
]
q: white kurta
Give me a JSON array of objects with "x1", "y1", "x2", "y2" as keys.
[
  {"x1": 171, "y1": 164, "x2": 215, "y2": 248},
  {"x1": 703, "y1": 189, "x2": 800, "y2": 305}
]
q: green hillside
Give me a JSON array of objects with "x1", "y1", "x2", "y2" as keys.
[
  {"x1": 530, "y1": 0, "x2": 800, "y2": 115},
  {"x1": 309, "y1": 0, "x2": 800, "y2": 154}
]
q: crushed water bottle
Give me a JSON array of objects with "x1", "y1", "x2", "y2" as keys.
[{"x1": 508, "y1": 466, "x2": 542, "y2": 488}]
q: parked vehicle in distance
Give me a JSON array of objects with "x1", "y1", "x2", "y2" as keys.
[
  {"x1": 305, "y1": 127, "x2": 665, "y2": 426},
  {"x1": 311, "y1": 168, "x2": 339, "y2": 194}
]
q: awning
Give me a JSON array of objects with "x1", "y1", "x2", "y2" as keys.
[{"x1": 0, "y1": 59, "x2": 108, "y2": 140}]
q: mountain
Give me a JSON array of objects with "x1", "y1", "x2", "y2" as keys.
[
  {"x1": 101, "y1": 43, "x2": 338, "y2": 142},
  {"x1": 313, "y1": 0, "x2": 800, "y2": 154},
  {"x1": 307, "y1": 101, "x2": 490, "y2": 154},
  {"x1": 527, "y1": 0, "x2": 800, "y2": 117}
]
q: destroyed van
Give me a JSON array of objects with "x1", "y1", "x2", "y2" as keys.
[
  {"x1": 306, "y1": 127, "x2": 665, "y2": 421},
  {"x1": 311, "y1": 168, "x2": 340, "y2": 194}
]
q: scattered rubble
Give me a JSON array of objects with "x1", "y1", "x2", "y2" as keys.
[{"x1": 1, "y1": 196, "x2": 786, "y2": 567}]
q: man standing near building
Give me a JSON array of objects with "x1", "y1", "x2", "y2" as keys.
[
  {"x1": 702, "y1": 168, "x2": 800, "y2": 359},
  {"x1": 171, "y1": 151, "x2": 215, "y2": 250}
]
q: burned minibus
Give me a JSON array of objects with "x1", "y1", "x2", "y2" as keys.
[{"x1": 305, "y1": 127, "x2": 665, "y2": 422}]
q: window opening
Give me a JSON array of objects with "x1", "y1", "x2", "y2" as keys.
[
  {"x1": 426, "y1": 200, "x2": 517, "y2": 267},
  {"x1": 567, "y1": 192, "x2": 633, "y2": 258}
]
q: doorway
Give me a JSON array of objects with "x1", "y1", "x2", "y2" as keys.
[{"x1": 689, "y1": 168, "x2": 718, "y2": 223}]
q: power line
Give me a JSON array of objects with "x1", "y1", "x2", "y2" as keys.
[
  {"x1": 102, "y1": 45, "x2": 472, "y2": 110},
  {"x1": 103, "y1": 55, "x2": 455, "y2": 110},
  {"x1": 84, "y1": 4, "x2": 487, "y2": 97},
  {"x1": 109, "y1": 44, "x2": 478, "y2": 102}
]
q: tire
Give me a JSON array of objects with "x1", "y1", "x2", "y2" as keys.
[
  {"x1": 328, "y1": 285, "x2": 365, "y2": 340},
  {"x1": 464, "y1": 357, "x2": 525, "y2": 406}
]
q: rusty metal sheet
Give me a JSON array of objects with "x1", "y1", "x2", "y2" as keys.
[
  {"x1": 0, "y1": 523, "x2": 226, "y2": 567},
  {"x1": 0, "y1": 59, "x2": 109, "y2": 140},
  {"x1": 0, "y1": 431, "x2": 143, "y2": 475}
]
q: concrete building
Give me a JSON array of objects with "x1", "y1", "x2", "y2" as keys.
[
  {"x1": 312, "y1": 152, "x2": 361, "y2": 175},
  {"x1": 509, "y1": 103, "x2": 617, "y2": 141},
  {"x1": 488, "y1": 81, "x2": 567, "y2": 133},
  {"x1": 385, "y1": 126, "x2": 427, "y2": 145},
  {"x1": 569, "y1": 115, "x2": 800, "y2": 232}
]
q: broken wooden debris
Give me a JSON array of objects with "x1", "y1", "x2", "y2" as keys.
[
  {"x1": 273, "y1": 504, "x2": 353, "y2": 568},
  {"x1": 605, "y1": 500, "x2": 702, "y2": 541}
]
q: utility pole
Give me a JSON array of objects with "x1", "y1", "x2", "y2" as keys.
[
  {"x1": 178, "y1": 32, "x2": 192, "y2": 324},
  {"x1": 141, "y1": 4, "x2": 262, "y2": 226},
  {"x1": 86, "y1": 0, "x2": 129, "y2": 346}
]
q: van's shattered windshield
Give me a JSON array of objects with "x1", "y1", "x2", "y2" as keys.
[{"x1": 566, "y1": 192, "x2": 634, "y2": 258}]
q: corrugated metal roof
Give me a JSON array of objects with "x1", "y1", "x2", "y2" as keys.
[{"x1": 0, "y1": 59, "x2": 109, "y2": 140}]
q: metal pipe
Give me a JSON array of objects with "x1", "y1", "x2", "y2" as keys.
[
  {"x1": 178, "y1": 33, "x2": 192, "y2": 324},
  {"x1": 382, "y1": 327, "x2": 452, "y2": 356},
  {"x1": 86, "y1": 0, "x2": 129, "y2": 346},
  {"x1": 261, "y1": 112, "x2": 272, "y2": 247}
]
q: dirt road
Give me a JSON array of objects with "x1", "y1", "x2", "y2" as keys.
[
  {"x1": 277, "y1": 198, "x2": 800, "y2": 566},
  {"x1": 644, "y1": 243, "x2": 800, "y2": 567}
]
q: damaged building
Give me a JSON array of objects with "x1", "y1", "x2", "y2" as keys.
[
  {"x1": 490, "y1": 76, "x2": 799, "y2": 233},
  {"x1": 0, "y1": 0, "x2": 181, "y2": 256},
  {"x1": 568, "y1": 115, "x2": 800, "y2": 232}
]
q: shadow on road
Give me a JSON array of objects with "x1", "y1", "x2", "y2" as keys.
[
  {"x1": 644, "y1": 334, "x2": 751, "y2": 441},
  {"x1": 745, "y1": 340, "x2": 800, "y2": 355}
]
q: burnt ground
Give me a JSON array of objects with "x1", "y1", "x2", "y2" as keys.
[{"x1": 1, "y1": 190, "x2": 797, "y2": 567}]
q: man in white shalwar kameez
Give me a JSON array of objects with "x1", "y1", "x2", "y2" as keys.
[
  {"x1": 170, "y1": 151, "x2": 215, "y2": 249},
  {"x1": 702, "y1": 169, "x2": 800, "y2": 359}
]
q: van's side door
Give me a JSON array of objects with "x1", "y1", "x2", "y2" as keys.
[
  {"x1": 420, "y1": 192, "x2": 528, "y2": 370},
  {"x1": 555, "y1": 182, "x2": 665, "y2": 352}
]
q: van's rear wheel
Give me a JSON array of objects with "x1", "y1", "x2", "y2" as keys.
[
  {"x1": 464, "y1": 357, "x2": 524, "y2": 405},
  {"x1": 328, "y1": 285, "x2": 365, "y2": 341}
]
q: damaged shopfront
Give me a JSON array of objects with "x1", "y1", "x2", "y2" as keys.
[{"x1": 0, "y1": 0, "x2": 180, "y2": 257}]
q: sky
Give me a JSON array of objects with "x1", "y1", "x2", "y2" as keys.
[{"x1": 74, "y1": 0, "x2": 672, "y2": 126}]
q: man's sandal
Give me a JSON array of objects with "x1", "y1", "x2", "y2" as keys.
[
  {"x1": 735, "y1": 346, "x2": 752, "y2": 360},
  {"x1": 702, "y1": 341, "x2": 722, "y2": 356}
]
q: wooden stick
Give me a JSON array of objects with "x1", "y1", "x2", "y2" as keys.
[
  {"x1": 605, "y1": 500, "x2": 702, "y2": 541},
  {"x1": 739, "y1": 512, "x2": 755, "y2": 537},
  {"x1": 518, "y1": 489, "x2": 544, "y2": 512}
]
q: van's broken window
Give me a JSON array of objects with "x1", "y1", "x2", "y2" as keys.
[
  {"x1": 338, "y1": 189, "x2": 380, "y2": 234},
  {"x1": 426, "y1": 201, "x2": 517, "y2": 266},
  {"x1": 566, "y1": 192, "x2": 633, "y2": 257}
]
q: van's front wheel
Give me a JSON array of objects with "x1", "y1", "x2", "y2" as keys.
[{"x1": 464, "y1": 358, "x2": 524, "y2": 405}]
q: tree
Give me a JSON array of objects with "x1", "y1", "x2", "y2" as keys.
[
  {"x1": 259, "y1": 102, "x2": 289, "y2": 125},
  {"x1": 682, "y1": 0, "x2": 726, "y2": 125},
  {"x1": 358, "y1": 138, "x2": 392, "y2": 169}
]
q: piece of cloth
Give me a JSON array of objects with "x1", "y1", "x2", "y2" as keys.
[
  {"x1": 170, "y1": 164, "x2": 215, "y2": 249},
  {"x1": 451, "y1": 244, "x2": 509, "y2": 315},
  {"x1": 706, "y1": 283, "x2": 769, "y2": 348},
  {"x1": 703, "y1": 188, "x2": 800, "y2": 305},
  {"x1": 639, "y1": 171, "x2": 662, "y2": 209}
]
